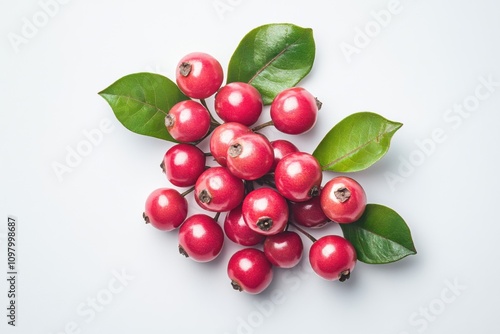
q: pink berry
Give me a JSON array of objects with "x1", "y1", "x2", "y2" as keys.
[
  {"x1": 194, "y1": 166, "x2": 245, "y2": 212},
  {"x1": 143, "y1": 188, "x2": 188, "y2": 231},
  {"x1": 176, "y1": 52, "x2": 224, "y2": 99},
  {"x1": 162, "y1": 144, "x2": 206, "y2": 187},
  {"x1": 263, "y1": 231, "x2": 303, "y2": 268},
  {"x1": 309, "y1": 235, "x2": 357, "y2": 282},
  {"x1": 223, "y1": 205, "x2": 265, "y2": 246},
  {"x1": 227, "y1": 132, "x2": 274, "y2": 180},
  {"x1": 165, "y1": 100, "x2": 210, "y2": 142},
  {"x1": 209, "y1": 122, "x2": 251, "y2": 167},
  {"x1": 274, "y1": 152, "x2": 323, "y2": 202},
  {"x1": 178, "y1": 214, "x2": 224, "y2": 262},
  {"x1": 270, "y1": 139, "x2": 299, "y2": 171},
  {"x1": 242, "y1": 188, "x2": 288, "y2": 236},
  {"x1": 228, "y1": 248, "x2": 273, "y2": 294},
  {"x1": 270, "y1": 87, "x2": 320, "y2": 135},
  {"x1": 214, "y1": 82, "x2": 263, "y2": 126},
  {"x1": 290, "y1": 196, "x2": 330, "y2": 229},
  {"x1": 320, "y1": 176, "x2": 367, "y2": 224}
]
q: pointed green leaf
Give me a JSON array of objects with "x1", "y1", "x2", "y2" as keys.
[
  {"x1": 341, "y1": 204, "x2": 417, "y2": 264},
  {"x1": 98, "y1": 72, "x2": 189, "y2": 141},
  {"x1": 227, "y1": 23, "x2": 315, "y2": 105},
  {"x1": 313, "y1": 112, "x2": 402, "y2": 172}
]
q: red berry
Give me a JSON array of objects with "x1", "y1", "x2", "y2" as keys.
[
  {"x1": 290, "y1": 196, "x2": 330, "y2": 229},
  {"x1": 194, "y1": 166, "x2": 245, "y2": 212},
  {"x1": 227, "y1": 132, "x2": 274, "y2": 180},
  {"x1": 162, "y1": 144, "x2": 206, "y2": 187},
  {"x1": 309, "y1": 235, "x2": 357, "y2": 282},
  {"x1": 242, "y1": 188, "x2": 288, "y2": 236},
  {"x1": 320, "y1": 176, "x2": 367, "y2": 224},
  {"x1": 214, "y1": 82, "x2": 263, "y2": 126},
  {"x1": 227, "y1": 248, "x2": 273, "y2": 294},
  {"x1": 165, "y1": 100, "x2": 211, "y2": 143},
  {"x1": 209, "y1": 122, "x2": 251, "y2": 167},
  {"x1": 178, "y1": 214, "x2": 224, "y2": 262},
  {"x1": 223, "y1": 205, "x2": 265, "y2": 246},
  {"x1": 263, "y1": 231, "x2": 303, "y2": 268},
  {"x1": 270, "y1": 139, "x2": 299, "y2": 171},
  {"x1": 143, "y1": 188, "x2": 188, "y2": 231},
  {"x1": 274, "y1": 152, "x2": 322, "y2": 202},
  {"x1": 176, "y1": 52, "x2": 224, "y2": 99},
  {"x1": 270, "y1": 87, "x2": 320, "y2": 135}
]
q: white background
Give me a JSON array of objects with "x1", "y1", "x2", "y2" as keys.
[{"x1": 1, "y1": 0, "x2": 500, "y2": 333}]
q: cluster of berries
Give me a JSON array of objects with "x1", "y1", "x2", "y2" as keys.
[{"x1": 143, "y1": 52, "x2": 367, "y2": 294}]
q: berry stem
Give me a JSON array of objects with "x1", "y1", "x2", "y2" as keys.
[
  {"x1": 289, "y1": 222, "x2": 317, "y2": 243},
  {"x1": 200, "y1": 98, "x2": 221, "y2": 127},
  {"x1": 252, "y1": 120, "x2": 274, "y2": 132},
  {"x1": 181, "y1": 186, "x2": 195, "y2": 197},
  {"x1": 213, "y1": 212, "x2": 221, "y2": 222}
]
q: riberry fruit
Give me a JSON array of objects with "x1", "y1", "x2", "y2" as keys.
[
  {"x1": 143, "y1": 188, "x2": 188, "y2": 231},
  {"x1": 309, "y1": 235, "x2": 357, "y2": 282},
  {"x1": 320, "y1": 176, "x2": 367, "y2": 224},
  {"x1": 165, "y1": 100, "x2": 211, "y2": 143},
  {"x1": 227, "y1": 248, "x2": 273, "y2": 294},
  {"x1": 178, "y1": 214, "x2": 224, "y2": 262},
  {"x1": 176, "y1": 52, "x2": 224, "y2": 99},
  {"x1": 194, "y1": 166, "x2": 245, "y2": 212}
]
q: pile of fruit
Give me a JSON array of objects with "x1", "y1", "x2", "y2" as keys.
[{"x1": 99, "y1": 23, "x2": 416, "y2": 295}]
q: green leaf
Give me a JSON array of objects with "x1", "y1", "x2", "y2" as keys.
[
  {"x1": 313, "y1": 112, "x2": 402, "y2": 172},
  {"x1": 98, "y1": 72, "x2": 189, "y2": 141},
  {"x1": 227, "y1": 23, "x2": 315, "y2": 104},
  {"x1": 340, "y1": 204, "x2": 417, "y2": 264}
]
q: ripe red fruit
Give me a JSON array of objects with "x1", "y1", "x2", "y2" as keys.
[
  {"x1": 178, "y1": 214, "x2": 224, "y2": 262},
  {"x1": 274, "y1": 152, "x2": 323, "y2": 202},
  {"x1": 263, "y1": 231, "x2": 303, "y2": 268},
  {"x1": 223, "y1": 205, "x2": 265, "y2": 246},
  {"x1": 242, "y1": 188, "x2": 288, "y2": 236},
  {"x1": 320, "y1": 176, "x2": 367, "y2": 224},
  {"x1": 227, "y1": 248, "x2": 273, "y2": 294},
  {"x1": 209, "y1": 122, "x2": 251, "y2": 167},
  {"x1": 290, "y1": 195, "x2": 330, "y2": 229},
  {"x1": 143, "y1": 188, "x2": 188, "y2": 231},
  {"x1": 194, "y1": 166, "x2": 245, "y2": 212},
  {"x1": 309, "y1": 235, "x2": 357, "y2": 282},
  {"x1": 226, "y1": 132, "x2": 274, "y2": 180},
  {"x1": 162, "y1": 143, "x2": 206, "y2": 187},
  {"x1": 214, "y1": 82, "x2": 263, "y2": 126},
  {"x1": 175, "y1": 52, "x2": 224, "y2": 99},
  {"x1": 270, "y1": 87, "x2": 320, "y2": 135},
  {"x1": 270, "y1": 139, "x2": 299, "y2": 171},
  {"x1": 165, "y1": 100, "x2": 211, "y2": 142}
]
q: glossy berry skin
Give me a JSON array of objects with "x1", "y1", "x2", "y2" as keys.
[
  {"x1": 274, "y1": 152, "x2": 323, "y2": 202},
  {"x1": 227, "y1": 248, "x2": 273, "y2": 294},
  {"x1": 290, "y1": 196, "x2": 330, "y2": 229},
  {"x1": 178, "y1": 214, "x2": 224, "y2": 262},
  {"x1": 227, "y1": 133, "x2": 274, "y2": 181},
  {"x1": 242, "y1": 188, "x2": 288, "y2": 236},
  {"x1": 214, "y1": 82, "x2": 263, "y2": 126},
  {"x1": 162, "y1": 144, "x2": 206, "y2": 187},
  {"x1": 175, "y1": 52, "x2": 224, "y2": 99},
  {"x1": 270, "y1": 87, "x2": 320, "y2": 135},
  {"x1": 165, "y1": 100, "x2": 211, "y2": 143},
  {"x1": 194, "y1": 166, "x2": 245, "y2": 212},
  {"x1": 309, "y1": 235, "x2": 357, "y2": 282},
  {"x1": 320, "y1": 176, "x2": 367, "y2": 224},
  {"x1": 224, "y1": 205, "x2": 265, "y2": 246},
  {"x1": 143, "y1": 188, "x2": 188, "y2": 231},
  {"x1": 270, "y1": 139, "x2": 299, "y2": 171},
  {"x1": 209, "y1": 122, "x2": 251, "y2": 167},
  {"x1": 263, "y1": 231, "x2": 303, "y2": 268}
]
